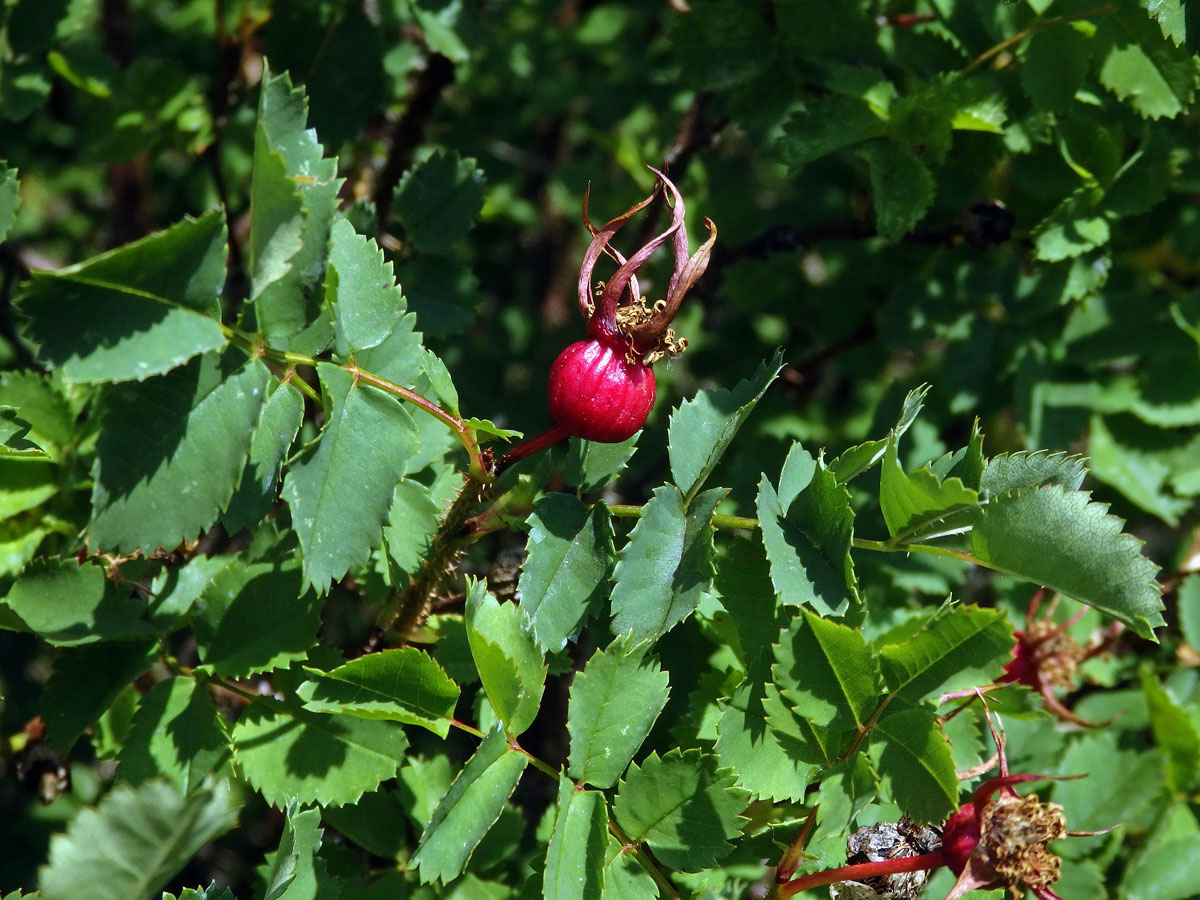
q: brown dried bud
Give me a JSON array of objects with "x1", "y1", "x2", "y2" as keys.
[{"x1": 980, "y1": 791, "x2": 1068, "y2": 893}]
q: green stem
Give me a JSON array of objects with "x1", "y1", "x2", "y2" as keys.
[
  {"x1": 962, "y1": 4, "x2": 1113, "y2": 74},
  {"x1": 607, "y1": 504, "x2": 757, "y2": 531},
  {"x1": 608, "y1": 820, "x2": 684, "y2": 900}
]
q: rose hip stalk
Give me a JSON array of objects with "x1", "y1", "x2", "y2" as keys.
[{"x1": 499, "y1": 169, "x2": 716, "y2": 469}]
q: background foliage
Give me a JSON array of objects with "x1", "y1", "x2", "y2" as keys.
[{"x1": 1, "y1": 1, "x2": 1199, "y2": 898}]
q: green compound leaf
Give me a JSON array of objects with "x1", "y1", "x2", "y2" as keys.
[
  {"x1": 879, "y1": 604, "x2": 1014, "y2": 703},
  {"x1": 777, "y1": 94, "x2": 885, "y2": 171},
  {"x1": 42, "y1": 640, "x2": 157, "y2": 750},
  {"x1": 118, "y1": 677, "x2": 230, "y2": 793},
  {"x1": 862, "y1": 140, "x2": 935, "y2": 242},
  {"x1": 567, "y1": 636, "x2": 670, "y2": 790},
  {"x1": 38, "y1": 778, "x2": 239, "y2": 900},
  {"x1": 1033, "y1": 186, "x2": 1110, "y2": 262},
  {"x1": 612, "y1": 749, "x2": 748, "y2": 872},
  {"x1": 393, "y1": 150, "x2": 486, "y2": 254},
  {"x1": 411, "y1": 726, "x2": 528, "y2": 884},
  {"x1": 879, "y1": 437, "x2": 979, "y2": 542},
  {"x1": 17, "y1": 211, "x2": 228, "y2": 383},
  {"x1": 609, "y1": 485, "x2": 724, "y2": 642},
  {"x1": 1120, "y1": 802, "x2": 1200, "y2": 900},
  {"x1": 231, "y1": 702, "x2": 409, "y2": 807},
  {"x1": 0, "y1": 162, "x2": 18, "y2": 242},
  {"x1": 224, "y1": 380, "x2": 305, "y2": 535},
  {"x1": 325, "y1": 217, "x2": 407, "y2": 356},
  {"x1": 191, "y1": 555, "x2": 321, "y2": 677},
  {"x1": 282, "y1": 363, "x2": 417, "y2": 592},
  {"x1": 971, "y1": 484, "x2": 1165, "y2": 639},
  {"x1": 0, "y1": 557, "x2": 150, "y2": 645},
  {"x1": 544, "y1": 781, "x2": 607, "y2": 900},
  {"x1": 1096, "y1": 9, "x2": 1197, "y2": 119},
  {"x1": 667, "y1": 350, "x2": 783, "y2": 503},
  {"x1": 773, "y1": 608, "x2": 881, "y2": 731},
  {"x1": 89, "y1": 350, "x2": 269, "y2": 554},
  {"x1": 1140, "y1": 666, "x2": 1200, "y2": 793},
  {"x1": 259, "y1": 801, "x2": 324, "y2": 900},
  {"x1": 296, "y1": 647, "x2": 459, "y2": 737},
  {"x1": 517, "y1": 493, "x2": 615, "y2": 652},
  {"x1": 758, "y1": 445, "x2": 858, "y2": 615},
  {"x1": 249, "y1": 64, "x2": 341, "y2": 349},
  {"x1": 869, "y1": 703, "x2": 958, "y2": 822},
  {"x1": 979, "y1": 450, "x2": 1088, "y2": 499},
  {"x1": 465, "y1": 578, "x2": 546, "y2": 736}
]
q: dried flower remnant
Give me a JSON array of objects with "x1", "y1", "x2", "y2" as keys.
[
  {"x1": 777, "y1": 707, "x2": 1101, "y2": 900},
  {"x1": 1000, "y1": 588, "x2": 1124, "y2": 727}
]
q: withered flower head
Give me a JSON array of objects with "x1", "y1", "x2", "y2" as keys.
[{"x1": 577, "y1": 167, "x2": 716, "y2": 364}]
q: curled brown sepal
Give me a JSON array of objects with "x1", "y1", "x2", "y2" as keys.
[{"x1": 576, "y1": 181, "x2": 660, "y2": 333}]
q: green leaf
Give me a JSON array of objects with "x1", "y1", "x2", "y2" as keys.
[
  {"x1": 118, "y1": 677, "x2": 230, "y2": 792},
  {"x1": 979, "y1": 450, "x2": 1087, "y2": 499},
  {"x1": 1097, "y1": 10, "x2": 1197, "y2": 119},
  {"x1": 0, "y1": 407, "x2": 48, "y2": 459},
  {"x1": 869, "y1": 703, "x2": 958, "y2": 821},
  {"x1": 970, "y1": 484, "x2": 1164, "y2": 638},
  {"x1": 712, "y1": 534, "x2": 785, "y2": 673},
  {"x1": 0, "y1": 557, "x2": 150, "y2": 645},
  {"x1": 411, "y1": 726, "x2": 528, "y2": 884},
  {"x1": 0, "y1": 162, "x2": 18, "y2": 241},
  {"x1": 191, "y1": 556, "x2": 321, "y2": 677},
  {"x1": 544, "y1": 781, "x2": 607, "y2": 900},
  {"x1": 18, "y1": 211, "x2": 228, "y2": 383},
  {"x1": 879, "y1": 604, "x2": 1014, "y2": 703},
  {"x1": 393, "y1": 151, "x2": 486, "y2": 253},
  {"x1": 1140, "y1": 666, "x2": 1200, "y2": 792},
  {"x1": 773, "y1": 608, "x2": 881, "y2": 731},
  {"x1": 1088, "y1": 414, "x2": 1190, "y2": 525},
  {"x1": 1056, "y1": 730, "x2": 1165, "y2": 831},
  {"x1": 89, "y1": 350, "x2": 269, "y2": 554},
  {"x1": 830, "y1": 384, "x2": 930, "y2": 483},
  {"x1": 777, "y1": 95, "x2": 885, "y2": 171},
  {"x1": 147, "y1": 553, "x2": 236, "y2": 635},
  {"x1": 383, "y1": 477, "x2": 441, "y2": 576},
  {"x1": 879, "y1": 437, "x2": 979, "y2": 542},
  {"x1": 862, "y1": 140, "x2": 935, "y2": 242},
  {"x1": 320, "y1": 789, "x2": 408, "y2": 859},
  {"x1": 667, "y1": 350, "x2": 783, "y2": 502},
  {"x1": 259, "y1": 802, "x2": 325, "y2": 900},
  {"x1": 564, "y1": 433, "x2": 641, "y2": 493},
  {"x1": 567, "y1": 636, "x2": 670, "y2": 789},
  {"x1": 39, "y1": 778, "x2": 239, "y2": 900},
  {"x1": 42, "y1": 640, "x2": 157, "y2": 750},
  {"x1": 249, "y1": 64, "x2": 341, "y2": 349},
  {"x1": 1033, "y1": 187, "x2": 1110, "y2": 262},
  {"x1": 465, "y1": 578, "x2": 546, "y2": 736},
  {"x1": 1119, "y1": 802, "x2": 1200, "y2": 900},
  {"x1": 715, "y1": 680, "x2": 813, "y2": 803},
  {"x1": 171, "y1": 885, "x2": 237, "y2": 900},
  {"x1": 1179, "y1": 574, "x2": 1200, "y2": 651},
  {"x1": 609, "y1": 486, "x2": 724, "y2": 642},
  {"x1": 325, "y1": 217, "x2": 407, "y2": 356},
  {"x1": 282, "y1": 363, "x2": 417, "y2": 591},
  {"x1": 296, "y1": 647, "x2": 459, "y2": 737},
  {"x1": 603, "y1": 838, "x2": 658, "y2": 900},
  {"x1": 612, "y1": 749, "x2": 748, "y2": 872},
  {"x1": 517, "y1": 494, "x2": 614, "y2": 652},
  {"x1": 1021, "y1": 23, "x2": 1092, "y2": 113},
  {"x1": 757, "y1": 448, "x2": 858, "y2": 615},
  {"x1": 231, "y1": 702, "x2": 409, "y2": 807},
  {"x1": 224, "y1": 380, "x2": 305, "y2": 534}
]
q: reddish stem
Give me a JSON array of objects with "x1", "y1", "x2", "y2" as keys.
[
  {"x1": 778, "y1": 849, "x2": 948, "y2": 897},
  {"x1": 495, "y1": 422, "x2": 570, "y2": 474}
]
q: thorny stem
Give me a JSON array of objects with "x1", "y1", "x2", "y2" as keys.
[
  {"x1": 962, "y1": 5, "x2": 1114, "y2": 74},
  {"x1": 777, "y1": 849, "x2": 949, "y2": 897},
  {"x1": 495, "y1": 422, "x2": 570, "y2": 475},
  {"x1": 364, "y1": 477, "x2": 490, "y2": 654}
]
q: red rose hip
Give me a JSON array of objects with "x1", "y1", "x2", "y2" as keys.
[{"x1": 548, "y1": 337, "x2": 655, "y2": 442}]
